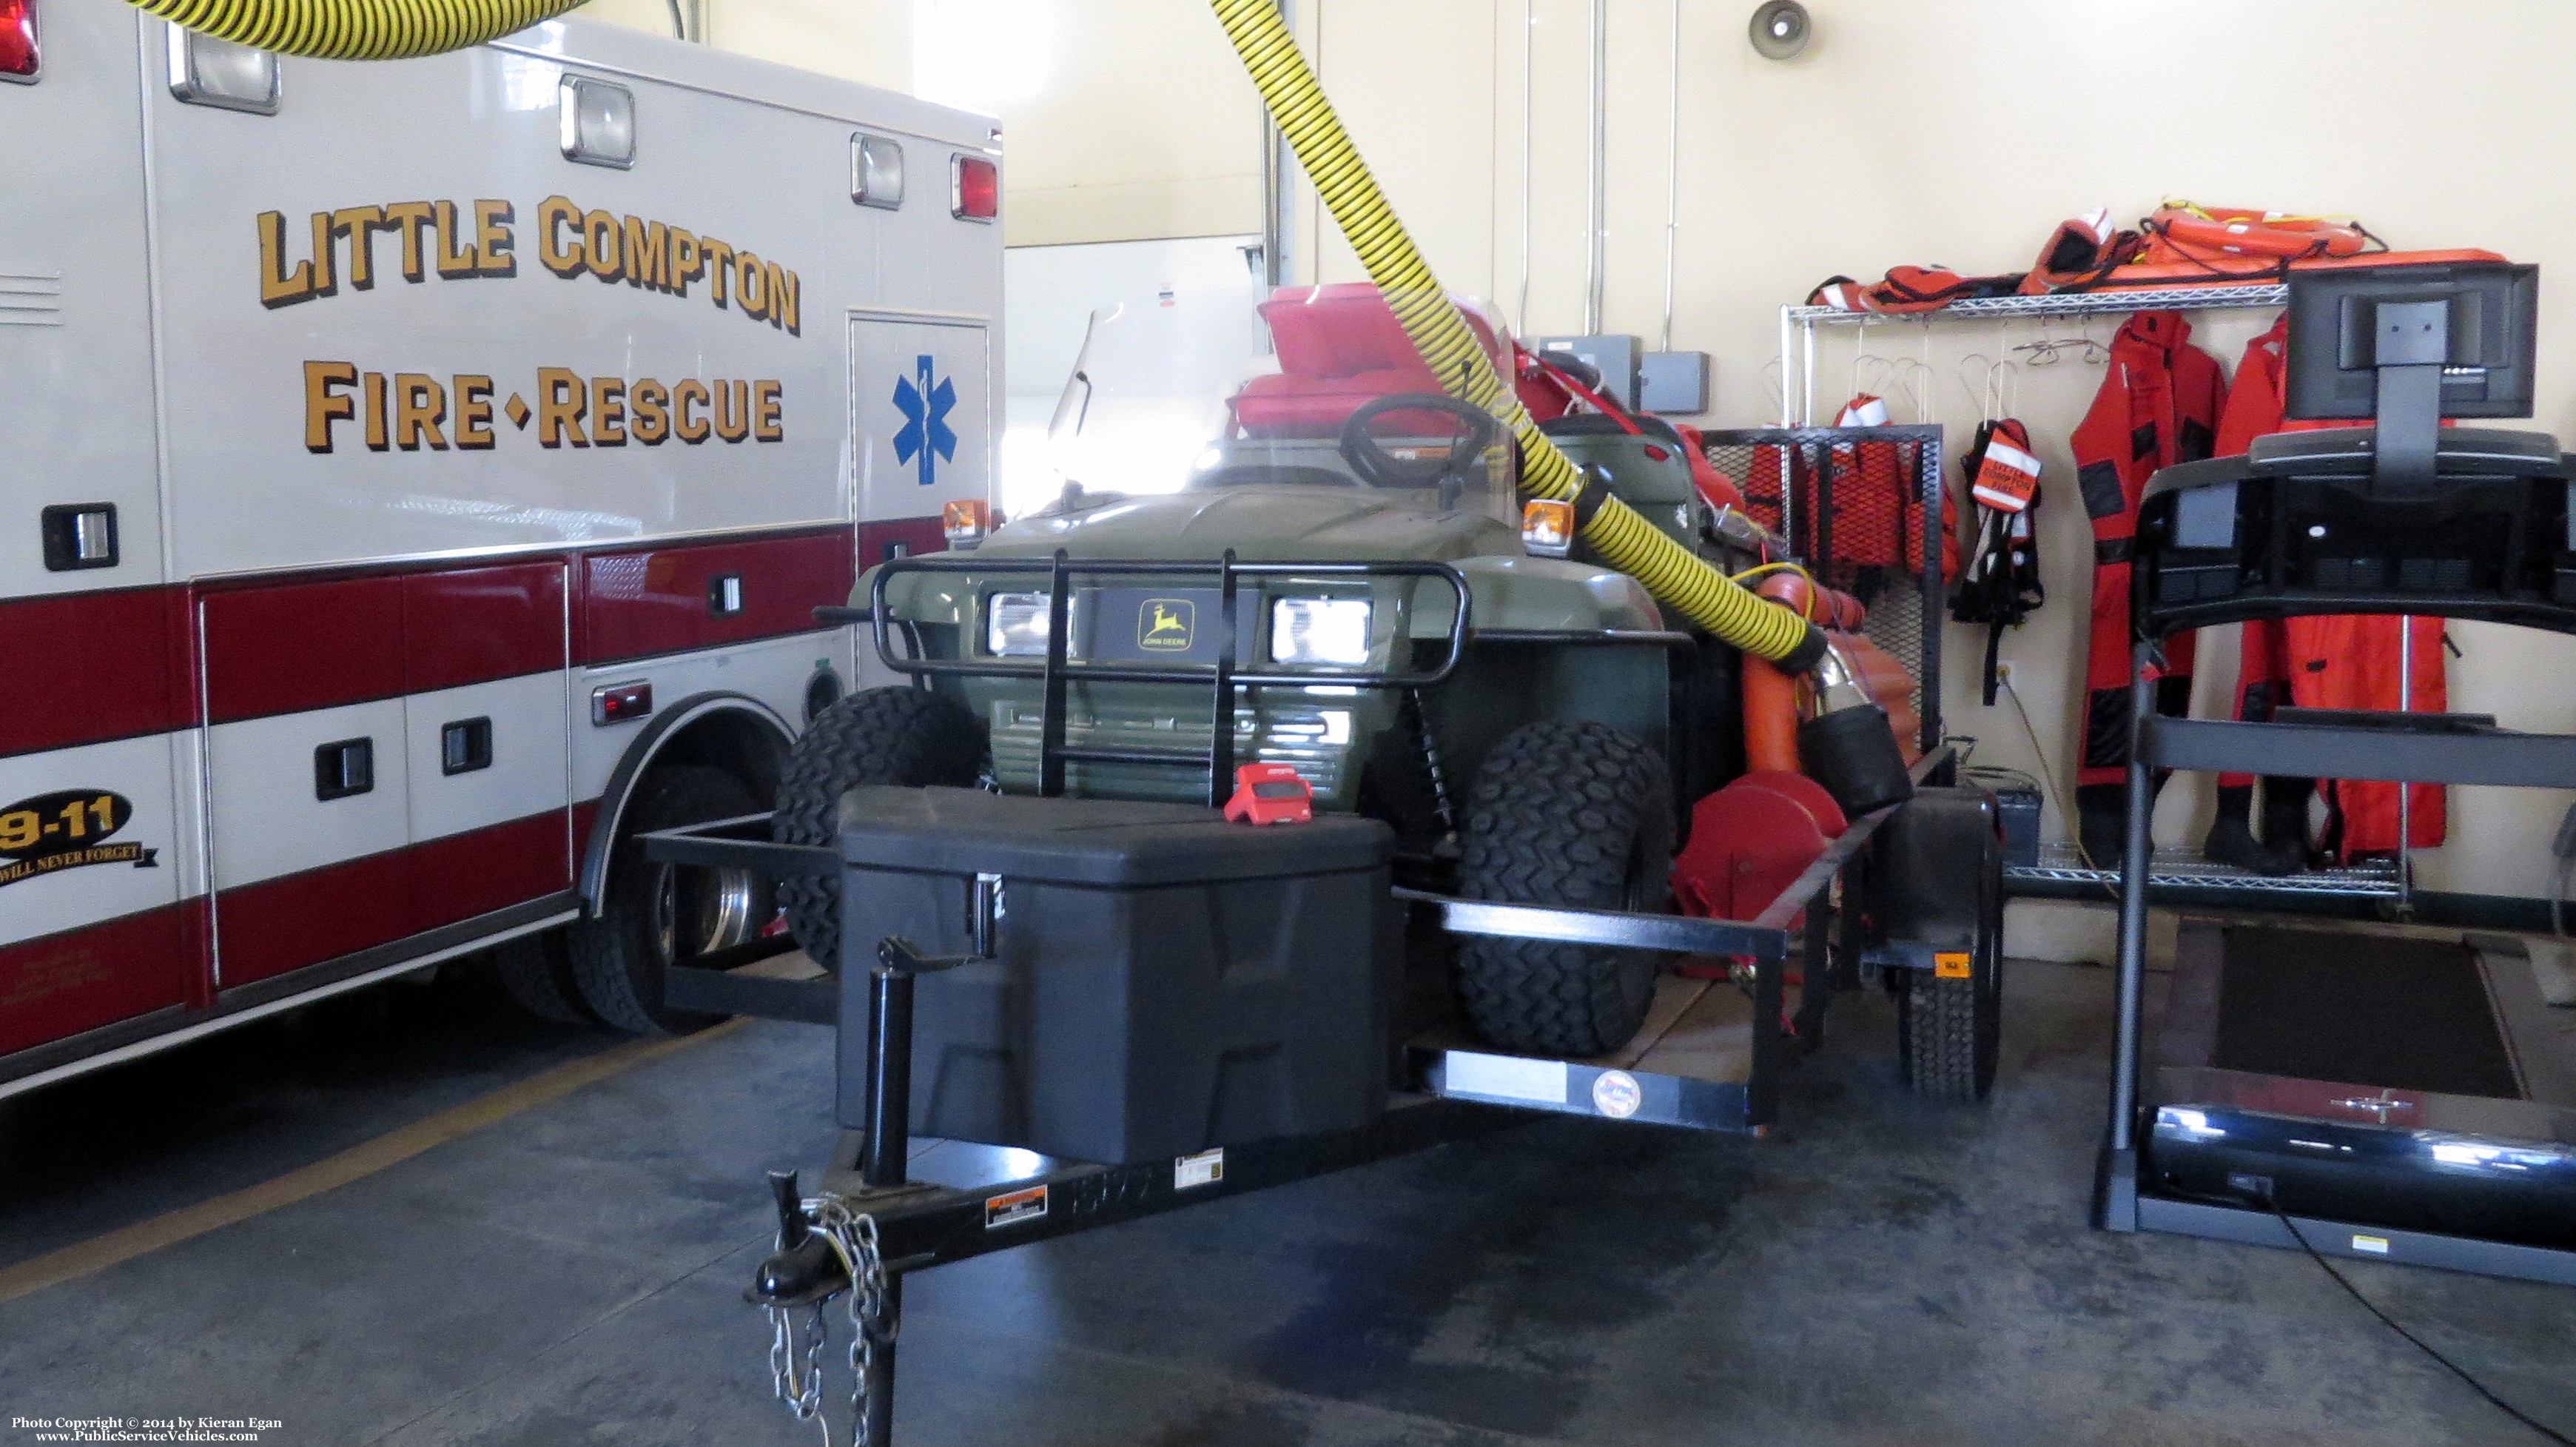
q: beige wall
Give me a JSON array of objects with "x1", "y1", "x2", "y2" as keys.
[
  {"x1": 584, "y1": 0, "x2": 2576, "y2": 919},
  {"x1": 1285, "y1": 0, "x2": 2576, "y2": 914}
]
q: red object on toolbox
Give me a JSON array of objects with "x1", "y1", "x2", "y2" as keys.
[{"x1": 1223, "y1": 762, "x2": 1314, "y2": 826}]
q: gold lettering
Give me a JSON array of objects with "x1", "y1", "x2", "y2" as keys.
[
  {"x1": 432, "y1": 201, "x2": 479, "y2": 278},
  {"x1": 258, "y1": 211, "x2": 316, "y2": 308},
  {"x1": 769, "y1": 264, "x2": 798, "y2": 334},
  {"x1": 734, "y1": 252, "x2": 767, "y2": 320},
  {"x1": 630, "y1": 379, "x2": 670, "y2": 444},
  {"x1": 536, "y1": 195, "x2": 585, "y2": 277},
  {"x1": 308, "y1": 212, "x2": 337, "y2": 298},
  {"x1": 381, "y1": 201, "x2": 435, "y2": 283},
  {"x1": 753, "y1": 380, "x2": 783, "y2": 441},
  {"x1": 622, "y1": 217, "x2": 667, "y2": 290},
  {"x1": 303, "y1": 361, "x2": 357, "y2": 451},
  {"x1": 537, "y1": 367, "x2": 589, "y2": 448},
  {"x1": 699, "y1": 238, "x2": 734, "y2": 306},
  {"x1": 710, "y1": 379, "x2": 750, "y2": 441},
  {"x1": 394, "y1": 373, "x2": 448, "y2": 449},
  {"x1": 454, "y1": 375, "x2": 495, "y2": 450},
  {"x1": 363, "y1": 372, "x2": 389, "y2": 451},
  {"x1": 672, "y1": 379, "x2": 710, "y2": 443},
  {"x1": 474, "y1": 200, "x2": 516, "y2": 278},
  {"x1": 332, "y1": 206, "x2": 386, "y2": 290},
  {"x1": 582, "y1": 209, "x2": 622, "y2": 282},
  {"x1": 667, "y1": 229, "x2": 702, "y2": 297},
  {"x1": 591, "y1": 377, "x2": 628, "y2": 446}
]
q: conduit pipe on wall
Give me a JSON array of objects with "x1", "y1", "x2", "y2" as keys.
[{"x1": 1207, "y1": 0, "x2": 1823, "y2": 668}]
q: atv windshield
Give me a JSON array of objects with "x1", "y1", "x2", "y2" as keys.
[{"x1": 1035, "y1": 283, "x2": 1519, "y2": 525}]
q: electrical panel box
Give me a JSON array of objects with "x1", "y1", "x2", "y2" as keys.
[
  {"x1": 1640, "y1": 351, "x2": 1711, "y2": 416},
  {"x1": 1531, "y1": 334, "x2": 1641, "y2": 412}
]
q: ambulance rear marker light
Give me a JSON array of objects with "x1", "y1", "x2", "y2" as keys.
[
  {"x1": 0, "y1": 0, "x2": 37, "y2": 81},
  {"x1": 560, "y1": 75, "x2": 636, "y2": 170},
  {"x1": 593, "y1": 681, "x2": 653, "y2": 725},
  {"x1": 852, "y1": 133, "x2": 905, "y2": 210},
  {"x1": 167, "y1": 27, "x2": 277, "y2": 114},
  {"x1": 1521, "y1": 499, "x2": 1575, "y2": 559},
  {"x1": 952, "y1": 155, "x2": 998, "y2": 221}
]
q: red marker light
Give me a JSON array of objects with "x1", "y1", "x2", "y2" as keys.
[
  {"x1": 952, "y1": 155, "x2": 998, "y2": 221},
  {"x1": 1223, "y1": 763, "x2": 1314, "y2": 826},
  {"x1": 1, "y1": 0, "x2": 38, "y2": 78},
  {"x1": 592, "y1": 681, "x2": 653, "y2": 725}
]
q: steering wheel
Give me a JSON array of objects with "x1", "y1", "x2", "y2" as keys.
[{"x1": 1337, "y1": 393, "x2": 1501, "y2": 490}]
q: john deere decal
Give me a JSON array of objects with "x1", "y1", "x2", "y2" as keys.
[{"x1": 0, "y1": 790, "x2": 157, "y2": 889}]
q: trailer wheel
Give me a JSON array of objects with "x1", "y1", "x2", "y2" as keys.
[
  {"x1": 1453, "y1": 720, "x2": 1674, "y2": 1056},
  {"x1": 773, "y1": 687, "x2": 988, "y2": 972},
  {"x1": 490, "y1": 930, "x2": 593, "y2": 1026},
  {"x1": 1895, "y1": 810, "x2": 2005, "y2": 1102},
  {"x1": 569, "y1": 765, "x2": 775, "y2": 1035}
]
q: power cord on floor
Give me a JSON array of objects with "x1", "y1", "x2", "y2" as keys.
[
  {"x1": 2243, "y1": 1188, "x2": 2575, "y2": 1445},
  {"x1": 1999, "y1": 673, "x2": 2119, "y2": 902}
]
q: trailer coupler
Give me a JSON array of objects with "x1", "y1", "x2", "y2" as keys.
[{"x1": 749, "y1": 1170, "x2": 851, "y2": 1308}]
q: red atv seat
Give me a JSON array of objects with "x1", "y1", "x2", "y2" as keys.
[{"x1": 1231, "y1": 283, "x2": 1508, "y2": 438}]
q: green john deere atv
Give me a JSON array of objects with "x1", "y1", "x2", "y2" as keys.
[{"x1": 775, "y1": 285, "x2": 1994, "y2": 1082}]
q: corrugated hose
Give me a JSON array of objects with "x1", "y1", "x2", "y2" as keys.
[
  {"x1": 1208, "y1": 0, "x2": 1823, "y2": 668},
  {"x1": 122, "y1": 0, "x2": 582, "y2": 60}
]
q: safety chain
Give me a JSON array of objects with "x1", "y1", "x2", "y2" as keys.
[{"x1": 762, "y1": 1196, "x2": 894, "y2": 1447}]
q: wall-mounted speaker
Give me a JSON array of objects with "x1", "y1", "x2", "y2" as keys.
[{"x1": 1749, "y1": 0, "x2": 1812, "y2": 61}]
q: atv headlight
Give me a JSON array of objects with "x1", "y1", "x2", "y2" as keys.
[
  {"x1": 986, "y1": 592, "x2": 1057, "y2": 657},
  {"x1": 1270, "y1": 597, "x2": 1373, "y2": 665}
]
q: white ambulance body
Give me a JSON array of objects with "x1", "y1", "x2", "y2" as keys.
[{"x1": 0, "y1": 1, "x2": 1001, "y2": 1092}]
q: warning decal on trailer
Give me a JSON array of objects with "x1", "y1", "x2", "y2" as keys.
[
  {"x1": 1174, "y1": 1149, "x2": 1225, "y2": 1191},
  {"x1": 983, "y1": 1185, "x2": 1049, "y2": 1230}
]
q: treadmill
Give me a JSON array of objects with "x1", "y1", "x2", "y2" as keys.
[{"x1": 2094, "y1": 260, "x2": 2576, "y2": 1285}]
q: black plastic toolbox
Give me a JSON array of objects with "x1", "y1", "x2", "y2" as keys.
[{"x1": 835, "y1": 786, "x2": 1399, "y2": 1165}]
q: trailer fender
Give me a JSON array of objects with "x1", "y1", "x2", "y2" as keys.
[{"x1": 579, "y1": 691, "x2": 795, "y2": 913}]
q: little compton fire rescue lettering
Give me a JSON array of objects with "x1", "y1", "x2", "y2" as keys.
[{"x1": 0, "y1": 3, "x2": 999, "y2": 1092}]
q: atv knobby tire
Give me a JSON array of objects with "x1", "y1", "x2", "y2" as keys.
[
  {"x1": 773, "y1": 686, "x2": 988, "y2": 971},
  {"x1": 1895, "y1": 811, "x2": 2005, "y2": 1102},
  {"x1": 569, "y1": 765, "x2": 773, "y2": 1035},
  {"x1": 1454, "y1": 720, "x2": 1675, "y2": 1056}
]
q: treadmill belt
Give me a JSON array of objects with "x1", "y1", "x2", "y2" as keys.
[{"x1": 2213, "y1": 927, "x2": 2521, "y2": 1099}]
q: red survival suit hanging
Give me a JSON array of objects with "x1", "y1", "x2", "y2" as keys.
[
  {"x1": 2208, "y1": 316, "x2": 2446, "y2": 867},
  {"x1": 2071, "y1": 311, "x2": 2227, "y2": 865}
]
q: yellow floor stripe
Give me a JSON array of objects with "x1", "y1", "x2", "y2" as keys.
[{"x1": 0, "y1": 1018, "x2": 747, "y2": 1308}]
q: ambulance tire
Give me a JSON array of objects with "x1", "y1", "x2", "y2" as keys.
[
  {"x1": 1453, "y1": 721, "x2": 1674, "y2": 1057},
  {"x1": 490, "y1": 929, "x2": 594, "y2": 1026},
  {"x1": 1895, "y1": 816, "x2": 2005, "y2": 1103},
  {"x1": 569, "y1": 765, "x2": 775, "y2": 1036},
  {"x1": 773, "y1": 687, "x2": 989, "y2": 973}
]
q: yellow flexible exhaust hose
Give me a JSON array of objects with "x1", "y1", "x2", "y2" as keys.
[
  {"x1": 124, "y1": 0, "x2": 583, "y2": 61},
  {"x1": 1208, "y1": 0, "x2": 1820, "y2": 667}
]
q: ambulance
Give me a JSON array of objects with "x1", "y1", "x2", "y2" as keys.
[{"x1": 0, "y1": 0, "x2": 1001, "y2": 1089}]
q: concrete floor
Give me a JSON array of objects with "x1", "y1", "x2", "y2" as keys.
[{"x1": 1, "y1": 956, "x2": 2570, "y2": 1446}]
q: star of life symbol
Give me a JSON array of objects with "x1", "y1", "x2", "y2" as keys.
[{"x1": 892, "y1": 353, "x2": 957, "y2": 488}]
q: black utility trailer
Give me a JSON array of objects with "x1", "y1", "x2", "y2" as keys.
[
  {"x1": 636, "y1": 456, "x2": 1997, "y2": 1443},
  {"x1": 647, "y1": 745, "x2": 1954, "y2": 1443}
]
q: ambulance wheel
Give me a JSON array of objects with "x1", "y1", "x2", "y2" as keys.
[
  {"x1": 1895, "y1": 814, "x2": 2005, "y2": 1102},
  {"x1": 1453, "y1": 720, "x2": 1674, "y2": 1056},
  {"x1": 569, "y1": 765, "x2": 774, "y2": 1036},
  {"x1": 490, "y1": 929, "x2": 594, "y2": 1026},
  {"x1": 773, "y1": 687, "x2": 989, "y2": 973}
]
